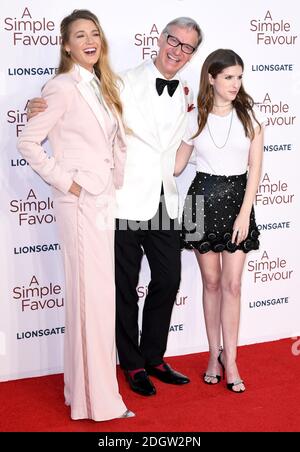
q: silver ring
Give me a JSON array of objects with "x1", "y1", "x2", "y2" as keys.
[{"x1": 27, "y1": 108, "x2": 31, "y2": 114}]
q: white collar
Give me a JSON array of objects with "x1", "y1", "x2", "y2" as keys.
[{"x1": 75, "y1": 63, "x2": 95, "y2": 83}]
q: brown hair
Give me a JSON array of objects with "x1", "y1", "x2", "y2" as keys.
[
  {"x1": 57, "y1": 9, "x2": 123, "y2": 119},
  {"x1": 194, "y1": 48, "x2": 260, "y2": 140}
]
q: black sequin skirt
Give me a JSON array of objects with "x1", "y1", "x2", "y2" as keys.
[{"x1": 181, "y1": 171, "x2": 260, "y2": 254}]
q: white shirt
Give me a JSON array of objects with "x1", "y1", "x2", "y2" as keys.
[
  {"x1": 147, "y1": 60, "x2": 182, "y2": 149},
  {"x1": 75, "y1": 64, "x2": 117, "y2": 145},
  {"x1": 76, "y1": 63, "x2": 96, "y2": 94},
  {"x1": 183, "y1": 108, "x2": 266, "y2": 176}
]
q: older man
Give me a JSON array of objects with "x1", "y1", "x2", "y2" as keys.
[{"x1": 115, "y1": 17, "x2": 202, "y2": 395}]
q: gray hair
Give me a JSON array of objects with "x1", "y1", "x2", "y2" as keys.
[{"x1": 162, "y1": 17, "x2": 203, "y2": 48}]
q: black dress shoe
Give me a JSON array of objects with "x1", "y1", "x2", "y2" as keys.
[
  {"x1": 124, "y1": 370, "x2": 156, "y2": 396},
  {"x1": 145, "y1": 363, "x2": 190, "y2": 385}
]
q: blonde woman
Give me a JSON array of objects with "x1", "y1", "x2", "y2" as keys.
[{"x1": 18, "y1": 9, "x2": 133, "y2": 421}]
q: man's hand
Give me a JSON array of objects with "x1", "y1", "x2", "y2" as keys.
[
  {"x1": 68, "y1": 182, "x2": 82, "y2": 198},
  {"x1": 27, "y1": 97, "x2": 47, "y2": 120}
]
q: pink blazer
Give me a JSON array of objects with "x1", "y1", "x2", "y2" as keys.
[{"x1": 17, "y1": 67, "x2": 127, "y2": 195}]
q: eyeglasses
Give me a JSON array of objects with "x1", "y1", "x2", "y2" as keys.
[{"x1": 165, "y1": 34, "x2": 196, "y2": 54}]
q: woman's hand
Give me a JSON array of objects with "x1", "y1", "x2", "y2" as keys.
[
  {"x1": 69, "y1": 181, "x2": 82, "y2": 197},
  {"x1": 27, "y1": 98, "x2": 47, "y2": 120},
  {"x1": 232, "y1": 212, "x2": 250, "y2": 245}
]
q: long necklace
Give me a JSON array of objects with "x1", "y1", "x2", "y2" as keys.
[{"x1": 207, "y1": 109, "x2": 233, "y2": 149}]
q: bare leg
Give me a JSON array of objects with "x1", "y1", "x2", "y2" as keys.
[
  {"x1": 220, "y1": 250, "x2": 246, "y2": 392},
  {"x1": 195, "y1": 250, "x2": 222, "y2": 383}
]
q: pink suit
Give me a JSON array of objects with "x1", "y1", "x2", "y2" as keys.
[{"x1": 17, "y1": 66, "x2": 127, "y2": 421}]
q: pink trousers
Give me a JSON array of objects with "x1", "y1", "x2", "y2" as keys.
[{"x1": 53, "y1": 175, "x2": 126, "y2": 421}]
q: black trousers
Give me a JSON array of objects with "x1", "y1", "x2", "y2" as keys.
[{"x1": 115, "y1": 198, "x2": 181, "y2": 370}]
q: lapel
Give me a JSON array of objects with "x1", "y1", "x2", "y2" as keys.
[
  {"x1": 111, "y1": 105, "x2": 127, "y2": 150},
  {"x1": 124, "y1": 61, "x2": 160, "y2": 148},
  {"x1": 71, "y1": 68, "x2": 110, "y2": 142}
]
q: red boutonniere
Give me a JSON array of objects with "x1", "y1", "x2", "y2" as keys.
[{"x1": 184, "y1": 86, "x2": 195, "y2": 111}]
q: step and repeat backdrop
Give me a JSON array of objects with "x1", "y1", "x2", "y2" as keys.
[{"x1": 0, "y1": 0, "x2": 299, "y2": 381}]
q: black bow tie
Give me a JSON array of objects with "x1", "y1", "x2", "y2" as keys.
[{"x1": 156, "y1": 78, "x2": 179, "y2": 97}]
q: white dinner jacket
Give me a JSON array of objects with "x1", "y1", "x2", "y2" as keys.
[{"x1": 116, "y1": 59, "x2": 192, "y2": 221}]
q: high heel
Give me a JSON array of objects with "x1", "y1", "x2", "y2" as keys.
[
  {"x1": 218, "y1": 349, "x2": 245, "y2": 393},
  {"x1": 202, "y1": 373, "x2": 221, "y2": 385},
  {"x1": 118, "y1": 409, "x2": 135, "y2": 418},
  {"x1": 227, "y1": 380, "x2": 245, "y2": 393},
  {"x1": 217, "y1": 348, "x2": 225, "y2": 380}
]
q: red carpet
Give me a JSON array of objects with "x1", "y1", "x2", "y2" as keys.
[{"x1": 1, "y1": 338, "x2": 299, "y2": 432}]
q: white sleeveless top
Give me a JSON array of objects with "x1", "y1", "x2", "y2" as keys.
[{"x1": 183, "y1": 108, "x2": 266, "y2": 176}]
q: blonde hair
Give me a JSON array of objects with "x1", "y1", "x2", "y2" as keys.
[{"x1": 57, "y1": 9, "x2": 123, "y2": 120}]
